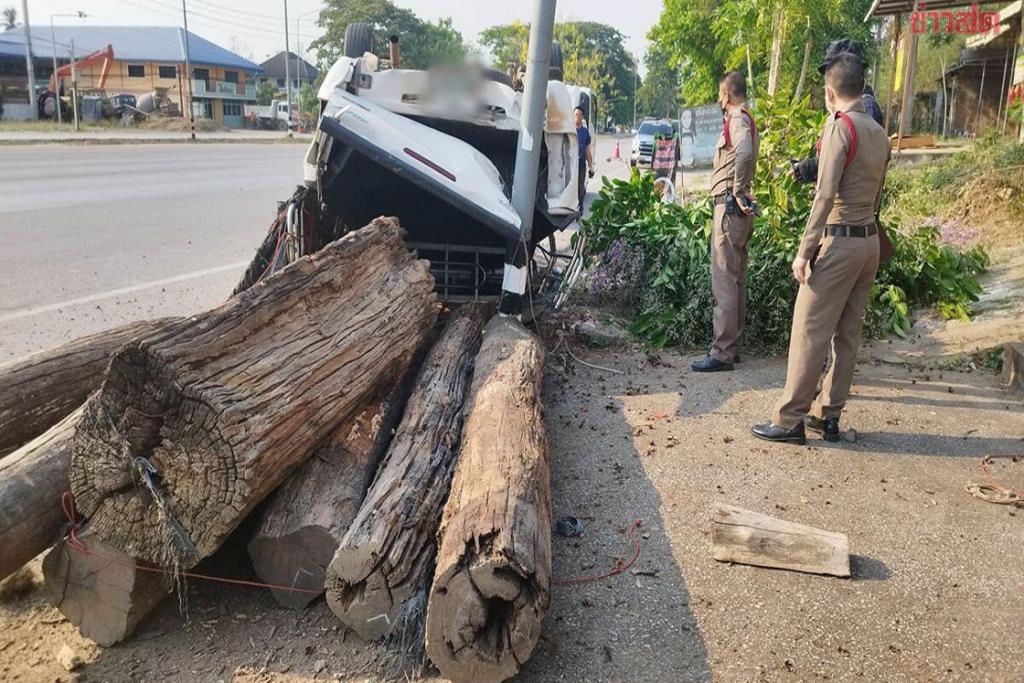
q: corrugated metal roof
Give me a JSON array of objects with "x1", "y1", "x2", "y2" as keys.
[
  {"x1": 0, "y1": 26, "x2": 262, "y2": 72},
  {"x1": 259, "y1": 51, "x2": 318, "y2": 81}
]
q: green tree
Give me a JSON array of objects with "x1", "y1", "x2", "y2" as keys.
[
  {"x1": 311, "y1": 0, "x2": 466, "y2": 71},
  {"x1": 479, "y1": 21, "x2": 638, "y2": 127},
  {"x1": 635, "y1": 43, "x2": 681, "y2": 121},
  {"x1": 256, "y1": 80, "x2": 277, "y2": 106},
  {"x1": 3, "y1": 7, "x2": 16, "y2": 30},
  {"x1": 648, "y1": 0, "x2": 876, "y2": 106}
]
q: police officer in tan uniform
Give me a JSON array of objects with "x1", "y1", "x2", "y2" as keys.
[
  {"x1": 752, "y1": 52, "x2": 890, "y2": 444},
  {"x1": 692, "y1": 71, "x2": 759, "y2": 372}
]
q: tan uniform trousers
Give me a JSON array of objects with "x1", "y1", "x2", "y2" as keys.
[
  {"x1": 773, "y1": 234, "x2": 879, "y2": 428},
  {"x1": 710, "y1": 203, "x2": 754, "y2": 363}
]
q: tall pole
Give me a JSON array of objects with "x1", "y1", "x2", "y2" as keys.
[
  {"x1": 50, "y1": 17, "x2": 62, "y2": 129},
  {"x1": 21, "y1": 0, "x2": 38, "y2": 119},
  {"x1": 896, "y1": 0, "x2": 920, "y2": 157},
  {"x1": 284, "y1": 0, "x2": 292, "y2": 136},
  {"x1": 70, "y1": 38, "x2": 79, "y2": 131},
  {"x1": 633, "y1": 58, "x2": 638, "y2": 129},
  {"x1": 501, "y1": 0, "x2": 556, "y2": 317},
  {"x1": 181, "y1": 0, "x2": 196, "y2": 140}
]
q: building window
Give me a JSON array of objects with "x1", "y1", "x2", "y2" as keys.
[
  {"x1": 127, "y1": 64, "x2": 145, "y2": 78},
  {"x1": 224, "y1": 70, "x2": 238, "y2": 83},
  {"x1": 158, "y1": 65, "x2": 176, "y2": 79},
  {"x1": 276, "y1": 78, "x2": 285, "y2": 88},
  {"x1": 224, "y1": 102, "x2": 242, "y2": 116}
]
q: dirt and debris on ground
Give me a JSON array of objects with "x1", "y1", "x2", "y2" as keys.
[{"x1": 2, "y1": 329, "x2": 1021, "y2": 682}]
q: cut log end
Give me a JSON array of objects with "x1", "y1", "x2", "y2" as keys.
[{"x1": 43, "y1": 530, "x2": 171, "y2": 646}]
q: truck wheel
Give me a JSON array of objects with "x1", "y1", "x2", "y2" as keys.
[
  {"x1": 277, "y1": 119, "x2": 289, "y2": 131},
  {"x1": 483, "y1": 68, "x2": 514, "y2": 88},
  {"x1": 549, "y1": 41, "x2": 563, "y2": 81},
  {"x1": 344, "y1": 22, "x2": 374, "y2": 58}
]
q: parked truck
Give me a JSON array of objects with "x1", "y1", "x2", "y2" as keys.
[{"x1": 244, "y1": 100, "x2": 292, "y2": 130}]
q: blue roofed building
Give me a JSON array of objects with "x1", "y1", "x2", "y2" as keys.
[{"x1": 0, "y1": 26, "x2": 263, "y2": 126}]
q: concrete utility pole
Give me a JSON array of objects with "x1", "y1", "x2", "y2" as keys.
[
  {"x1": 70, "y1": 38, "x2": 79, "y2": 131},
  {"x1": 283, "y1": 0, "x2": 292, "y2": 136},
  {"x1": 501, "y1": 0, "x2": 556, "y2": 317},
  {"x1": 181, "y1": 1, "x2": 196, "y2": 140},
  {"x1": 21, "y1": 0, "x2": 38, "y2": 119}
]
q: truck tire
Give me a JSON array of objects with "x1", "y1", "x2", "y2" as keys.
[
  {"x1": 549, "y1": 41, "x2": 563, "y2": 81},
  {"x1": 483, "y1": 68, "x2": 514, "y2": 88},
  {"x1": 277, "y1": 119, "x2": 289, "y2": 131},
  {"x1": 344, "y1": 22, "x2": 375, "y2": 58}
]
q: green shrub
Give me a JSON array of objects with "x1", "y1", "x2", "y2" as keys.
[{"x1": 582, "y1": 97, "x2": 989, "y2": 350}]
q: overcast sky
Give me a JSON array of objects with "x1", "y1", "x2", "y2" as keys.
[{"x1": 17, "y1": 0, "x2": 661, "y2": 72}]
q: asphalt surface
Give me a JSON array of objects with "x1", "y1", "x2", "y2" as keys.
[{"x1": 0, "y1": 144, "x2": 308, "y2": 360}]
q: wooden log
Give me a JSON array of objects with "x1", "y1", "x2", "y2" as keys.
[
  {"x1": 326, "y1": 303, "x2": 490, "y2": 640},
  {"x1": 0, "y1": 406, "x2": 84, "y2": 581},
  {"x1": 0, "y1": 318, "x2": 177, "y2": 457},
  {"x1": 711, "y1": 503, "x2": 851, "y2": 577},
  {"x1": 248, "y1": 387, "x2": 408, "y2": 610},
  {"x1": 425, "y1": 317, "x2": 550, "y2": 683},
  {"x1": 1001, "y1": 343, "x2": 1024, "y2": 394},
  {"x1": 69, "y1": 217, "x2": 437, "y2": 571},
  {"x1": 43, "y1": 527, "x2": 170, "y2": 646}
]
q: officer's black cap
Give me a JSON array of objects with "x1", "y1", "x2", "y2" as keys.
[{"x1": 818, "y1": 39, "x2": 869, "y2": 75}]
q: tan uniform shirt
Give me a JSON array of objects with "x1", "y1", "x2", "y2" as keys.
[
  {"x1": 798, "y1": 100, "x2": 890, "y2": 260},
  {"x1": 709, "y1": 108, "x2": 758, "y2": 198}
]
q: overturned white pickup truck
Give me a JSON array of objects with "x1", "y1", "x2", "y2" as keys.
[{"x1": 236, "y1": 25, "x2": 594, "y2": 307}]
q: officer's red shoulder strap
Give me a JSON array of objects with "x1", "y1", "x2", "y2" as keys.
[
  {"x1": 815, "y1": 110, "x2": 858, "y2": 169},
  {"x1": 722, "y1": 109, "x2": 758, "y2": 148}
]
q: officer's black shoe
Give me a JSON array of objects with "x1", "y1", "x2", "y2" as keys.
[
  {"x1": 750, "y1": 422, "x2": 806, "y2": 445},
  {"x1": 691, "y1": 355, "x2": 734, "y2": 372},
  {"x1": 734, "y1": 354, "x2": 741, "y2": 363},
  {"x1": 804, "y1": 415, "x2": 841, "y2": 442}
]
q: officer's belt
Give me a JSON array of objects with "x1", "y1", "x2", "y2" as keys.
[
  {"x1": 712, "y1": 193, "x2": 731, "y2": 205},
  {"x1": 825, "y1": 224, "x2": 877, "y2": 238}
]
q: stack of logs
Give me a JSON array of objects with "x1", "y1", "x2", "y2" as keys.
[{"x1": 0, "y1": 217, "x2": 551, "y2": 683}]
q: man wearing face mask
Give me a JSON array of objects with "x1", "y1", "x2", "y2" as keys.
[
  {"x1": 751, "y1": 52, "x2": 890, "y2": 444},
  {"x1": 692, "y1": 71, "x2": 759, "y2": 373}
]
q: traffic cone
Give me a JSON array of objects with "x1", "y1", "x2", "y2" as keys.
[{"x1": 613, "y1": 140, "x2": 621, "y2": 160}]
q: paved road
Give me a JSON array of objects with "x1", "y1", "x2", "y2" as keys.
[{"x1": 0, "y1": 144, "x2": 307, "y2": 360}]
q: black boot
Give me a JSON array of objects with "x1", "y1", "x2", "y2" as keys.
[
  {"x1": 750, "y1": 421, "x2": 806, "y2": 445},
  {"x1": 804, "y1": 415, "x2": 841, "y2": 442},
  {"x1": 691, "y1": 355, "x2": 734, "y2": 372}
]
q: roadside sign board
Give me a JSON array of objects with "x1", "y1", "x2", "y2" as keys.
[{"x1": 679, "y1": 103, "x2": 721, "y2": 168}]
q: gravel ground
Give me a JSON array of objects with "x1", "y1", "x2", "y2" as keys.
[{"x1": 1, "y1": 337, "x2": 1021, "y2": 683}]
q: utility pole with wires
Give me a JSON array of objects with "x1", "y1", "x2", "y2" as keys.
[
  {"x1": 181, "y1": 0, "x2": 196, "y2": 140},
  {"x1": 20, "y1": 0, "x2": 38, "y2": 119},
  {"x1": 70, "y1": 38, "x2": 79, "y2": 131},
  {"x1": 283, "y1": 0, "x2": 292, "y2": 137}
]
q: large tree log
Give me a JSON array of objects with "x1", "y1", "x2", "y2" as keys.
[
  {"x1": 711, "y1": 503, "x2": 851, "y2": 577},
  {"x1": 69, "y1": 217, "x2": 437, "y2": 571},
  {"x1": 0, "y1": 407, "x2": 84, "y2": 581},
  {"x1": 425, "y1": 317, "x2": 550, "y2": 683},
  {"x1": 0, "y1": 318, "x2": 177, "y2": 457},
  {"x1": 43, "y1": 527, "x2": 170, "y2": 646},
  {"x1": 326, "y1": 303, "x2": 490, "y2": 640},
  {"x1": 248, "y1": 386, "x2": 409, "y2": 610}
]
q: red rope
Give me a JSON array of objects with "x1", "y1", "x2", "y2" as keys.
[
  {"x1": 59, "y1": 492, "x2": 321, "y2": 595},
  {"x1": 977, "y1": 454, "x2": 1023, "y2": 499},
  {"x1": 553, "y1": 519, "x2": 643, "y2": 586},
  {"x1": 60, "y1": 492, "x2": 642, "y2": 592}
]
